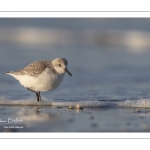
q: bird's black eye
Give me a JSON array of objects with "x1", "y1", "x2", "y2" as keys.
[{"x1": 59, "y1": 64, "x2": 61, "y2": 67}]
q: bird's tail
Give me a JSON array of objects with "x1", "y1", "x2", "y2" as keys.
[
  {"x1": 4, "y1": 72, "x2": 8, "y2": 74},
  {"x1": 4, "y1": 71, "x2": 13, "y2": 75}
]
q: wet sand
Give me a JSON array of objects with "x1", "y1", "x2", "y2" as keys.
[{"x1": 1, "y1": 105, "x2": 150, "y2": 132}]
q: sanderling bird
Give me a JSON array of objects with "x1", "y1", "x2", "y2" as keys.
[{"x1": 5, "y1": 58, "x2": 72, "y2": 101}]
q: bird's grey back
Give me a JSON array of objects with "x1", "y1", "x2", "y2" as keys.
[{"x1": 8, "y1": 61, "x2": 57, "y2": 76}]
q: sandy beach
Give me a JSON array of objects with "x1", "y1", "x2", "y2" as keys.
[{"x1": 0, "y1": 101, "x2": 150, "y2": 132}]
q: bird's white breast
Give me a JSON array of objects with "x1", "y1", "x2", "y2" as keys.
[{"x1": 9, "y1": 68, "x2": 65, "y2": 92}]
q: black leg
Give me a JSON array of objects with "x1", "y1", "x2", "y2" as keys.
[
  {"x1": 27, "y1": 88, "x2": 41, "y2": 102},
  {"x1": 35, "y1": 92, "x2": 40, "y2": 101},
  {"x1": 36, "y1": 92, "x2": 41, "y2": 101},
  {"x1": 38, "y1": 92, "x2": 41, "y2": 101}
]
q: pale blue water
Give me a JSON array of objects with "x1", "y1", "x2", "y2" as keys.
[{"x1": 1, "y1": 18, "x2": 150, "y2": 132}]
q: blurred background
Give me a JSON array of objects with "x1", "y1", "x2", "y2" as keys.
[{"x1": 1, "y1": 18, "x2": 150, "y2": 101}]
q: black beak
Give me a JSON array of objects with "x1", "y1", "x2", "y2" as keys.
[{"x1": 65, "y1": 68, "x2": 72, "y2": 76}]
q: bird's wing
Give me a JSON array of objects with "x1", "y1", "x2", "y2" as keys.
[
  {"x1": 13, "y1": 61, "x2": 48, "y2": 76},
  {"x1": 21, "y1": 61, "x2": 48, "y2": 76}
]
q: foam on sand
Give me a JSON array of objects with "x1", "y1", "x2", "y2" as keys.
[{"x1": 0, "y1": 97, "x2": 150, "y2": 109}]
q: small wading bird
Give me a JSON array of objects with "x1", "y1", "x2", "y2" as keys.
[{"x1": 5, "y1": 58, "x2": 72, "y2": 101}]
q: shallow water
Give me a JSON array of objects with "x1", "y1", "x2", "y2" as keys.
[
  {"x1": 1, "y1": 18, "x2": 150, "y2": 132},
  {"x1": 1, "y1": 105, "x2": 150, "y2": 132}
]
